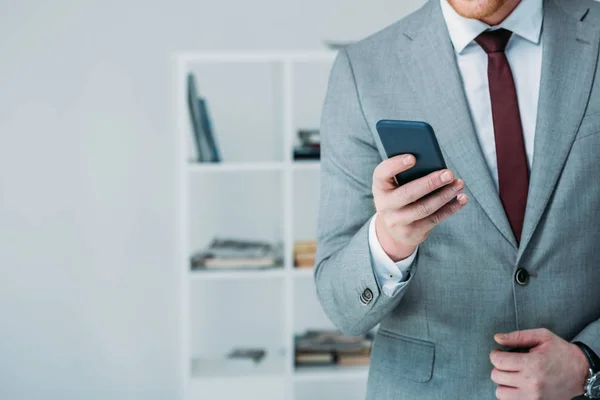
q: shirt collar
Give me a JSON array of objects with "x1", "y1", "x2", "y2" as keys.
[{"x1": 439, "y1": 0, "x2": 543, "y2": 54}]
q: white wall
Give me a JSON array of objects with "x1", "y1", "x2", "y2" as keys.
[{"x1": 0, "y1": 0, "x2": 425, "y2": 399}]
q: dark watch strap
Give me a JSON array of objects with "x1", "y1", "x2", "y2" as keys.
[{"x1": 574, "y1": 341, "x2": 600, "y2": 373}]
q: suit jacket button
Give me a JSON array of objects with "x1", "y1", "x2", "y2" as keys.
[
  {"x1": 360, "y1": 288, "x2": 373, "y2": 305},
  {"x1": 515, "y1": 268, "x2": 530, "y2": 286}
]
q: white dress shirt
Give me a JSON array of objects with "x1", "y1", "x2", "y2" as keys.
[{"x1": 369, "y1": 0, "x2": 544, "y2": 297}]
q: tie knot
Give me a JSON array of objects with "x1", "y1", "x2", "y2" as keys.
[{"x1": 475, "y1": 28, "x2": 513, "y2": 54}]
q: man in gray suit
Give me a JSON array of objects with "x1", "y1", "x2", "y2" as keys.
[{"x1": 315, "y1": 0, "x2": 600, "y2": 398}]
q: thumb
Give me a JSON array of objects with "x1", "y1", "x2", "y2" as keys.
[{"x1": 494, "y1": 328, "x2": 552, "y2": 348}]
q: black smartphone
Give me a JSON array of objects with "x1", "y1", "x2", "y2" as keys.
[{"x1": 376, "y1": 120, "x2": 451, "y2": 199}]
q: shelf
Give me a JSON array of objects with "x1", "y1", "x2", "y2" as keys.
[
  {"x1": 293, "y1": 268, "x2": 314, "y2": 278},
  {"x1": 294, "y1": 364, "x2": 369, "y2": 382},
  {"x1": 189, "y1": 268, "x2": 316, "y2": 280},
  {"x1": 188, "y1": 162, "x2": 285, "y2": 173},
  {"x1": 191, "y1": 352, "x2": 287, "y2": 381},
  {"x1": 292, "y1": 161, "x2": 320, "y2": 171},
  {"x1": 187, "y1": 162, "x2": 320, "y2": 172},
  {"x1": 190, "y1": 268, "x2": 286, "y2": 281},
  {"x1": 179, "y1": 51, "x2": 336, "y2": 64},
  {"x1": 179, "y1": 50, "x2": 348, "y2": 399}
]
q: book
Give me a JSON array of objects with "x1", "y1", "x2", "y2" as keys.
[
  {"x1": 295, "y1": 253, "x2": 315, "y2": 268},
  {"x1": 198, "y1": 98, "x2": 221, "y2": 162},
  {"x1": 187, "y1": 73, "x2": 217, "y2": 163},
  {"x1": 203, "y1": 257, "x2": 278, "y2": 269},
  {"x1": 295, "y1": 352, "x2": 335, "y2": 366},
  {"x1": 294, "y1": 329, "x2": 372, "y2": 367},
  {"x1": 298, "y1": 129, "x2": 320, "y2": 146},
  {"x1": 294, "y1": 240, "x2": 317, "y2": 268},
  {"x1": 337, "y1": 350, "x2": 370, "y2": 366},
  {"x1": 191, "y1": 253, "x2": 280, "y2": 270},
  {"x1": 190, "y1": 238, "x2": 283, "y2": 270},
  {"x1": 295, "y1": 330, "x2": 371, "y2": 353},
  {"x1": 294, "y1": 240, "x2": 317, "y2": 251},
  {"x1": 227, "y1": 348, "x2": 266, "y2": 364},
  {"x1": 293, "y1": 146, "x2": 320, "y2": 160},
  {"x1": 205, "y1": 238, "x2": 276, "y2": 258}
]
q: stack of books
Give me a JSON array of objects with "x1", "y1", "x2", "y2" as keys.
[
  {"x1": 293, "y1": 129, "x2": 320, "y2": 160},
  {"x1": 191, "y1": 238, "x2": 283, "y2": 270},
  {"x1": 294, "y1": 240, "x2": 317, "y2": 268},
  {"x1": 187, "y1": 73, "x2": 221, "y2": 163},
  {"x1": 294, "y1": 330, "x2": 373, "y2": 367}
]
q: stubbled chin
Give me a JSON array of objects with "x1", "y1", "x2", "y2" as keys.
[{"x1": 446, "y1": 0, "x2": 505, "y2": 20}]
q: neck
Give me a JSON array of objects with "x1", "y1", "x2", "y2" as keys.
[{"x1": 480, "y1": 0, "x2": 521, "y2": 25}]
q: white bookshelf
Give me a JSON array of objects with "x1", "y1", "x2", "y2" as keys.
[
  {"x1": 176, "y1": 51, "x2": 369, "y2": 400},
  {"x1": 188, "y1": 162, "x2": 286, "y2": 173},
  {"x1": 294, "y1": 364, "x2": 370, "y2": 382}
]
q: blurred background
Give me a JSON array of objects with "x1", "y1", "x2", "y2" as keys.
[{"x1": 0, "y1": 0, "x2": 425, "y2": 399}]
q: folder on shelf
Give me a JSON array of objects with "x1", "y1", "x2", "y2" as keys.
[
  {"x1": 294, "y1": 330, "x2": 373, "y2": 367},
  {"x1": 187, "y1": 73, "x2": 220, "y2": 162},
  {"x1": 191, "y1": 237, "x2": 283, "y2": 270},
  {"x1": 198, "y1": 97, "x2": 221, "y2": 162}
]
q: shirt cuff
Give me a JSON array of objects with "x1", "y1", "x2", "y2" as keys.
[{"x1": 368, "y1": 214, "x2": 418, "y2": 297}]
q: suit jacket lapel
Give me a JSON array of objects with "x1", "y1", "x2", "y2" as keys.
[
  {"x1": 517, "y1": 0, "x2": 600, "y2": 261},
  {"x1": 398, "y1": 0, "x2": 518, "y2": 248}
]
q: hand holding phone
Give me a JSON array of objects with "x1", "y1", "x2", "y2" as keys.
[{"x1": 371, "y1": 120, "x2": 469, "y2": 262}]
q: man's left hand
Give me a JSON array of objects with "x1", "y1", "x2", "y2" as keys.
[{"x1": 490, "y1": 328, "x2": 590, "y2": 400}]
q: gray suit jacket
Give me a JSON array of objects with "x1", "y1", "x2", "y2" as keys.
[{"x1": 314, "y1": 0, "x2": 600, "y2": 398}]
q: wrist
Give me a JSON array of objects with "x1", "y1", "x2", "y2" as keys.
[
  {"x1": 572, "y1": 343, "x2": 592, "y2": 386},
  {"x1": 375, "y1": 214, "x2": 418, "y2": 262}
]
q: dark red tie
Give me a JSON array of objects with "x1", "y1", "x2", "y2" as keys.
[{"x1": 475, "y1": 29, "x2": 529, "y2": 243}]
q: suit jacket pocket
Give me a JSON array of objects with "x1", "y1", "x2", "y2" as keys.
[
  {"x1": 576, "y1": 112, "x2": 600, "y2": 140},
  {"x1": 370, "y1": 329, "x2": 435, "y2": 383}
]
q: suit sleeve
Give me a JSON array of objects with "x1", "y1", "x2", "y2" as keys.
[
  {"x1": 368, "y1": 215, "x2": 418, "y2": 297},
  {"x1": 573, "y1": 322, "x2": 600, "y2": 361},
  {"x1": 314, "y1": 49, "x2": 419, "y2": 336}
]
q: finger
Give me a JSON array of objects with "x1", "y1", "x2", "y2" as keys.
[
  {"x1": 411, "y1": 193, "x2": 468, "y2": 231},
  {"x1": 491, "y1": 368, "x2": 523, "y2": 388},
  {"x1": 400, "y1": 178, "x2": 464, "y2": 223},
  {"x1": 373, "y1": 155, "x2": 416, "y2": 191},
  {"x1": 495, "y1": 385, "x2": 521, "y2": 400},
  {"x1": 490, "y1": 349, "x2": 527, "y2": 372},
  {"x1": 388, "y1": 169, "x2": 455, "y2": 207},
  {"x1": 494, "y1": 329, "x2": 553, "y2": 348}
]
